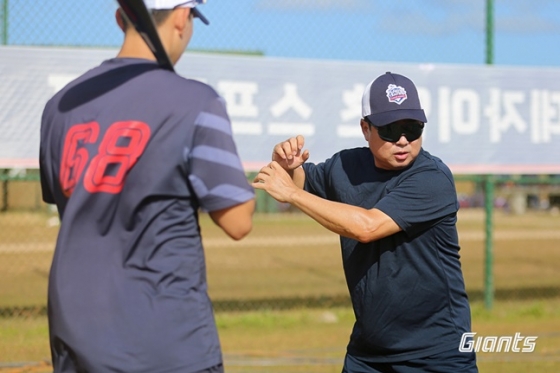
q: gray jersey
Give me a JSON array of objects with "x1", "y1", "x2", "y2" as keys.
[{"x1": 40, "y1": 58, "x2": 254, "y2": 372}]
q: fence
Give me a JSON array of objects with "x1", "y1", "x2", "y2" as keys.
[
  {"x1": 2, "y1": 173, "x2": 560, "y2": 316},
  {"x1": 2, "y1": 1, "x2": 558, "y2": 66}
]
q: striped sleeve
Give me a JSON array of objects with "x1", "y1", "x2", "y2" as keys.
[{"x1": 186, "y1": 96, "x2": 254, "y2": 212}]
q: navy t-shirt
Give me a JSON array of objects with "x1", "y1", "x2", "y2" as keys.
[
  {"x1": 39, "y1": 59, "x2": 254, "y2": 372},
  {"x1": 303, "y1": 147, "x2": 471, "y2": 362}
]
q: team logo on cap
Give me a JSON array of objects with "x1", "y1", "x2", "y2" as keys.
[{"x1": 386, "y1": 84, "x2": 407, "y2": 105}]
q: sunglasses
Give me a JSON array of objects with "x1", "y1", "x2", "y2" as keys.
[{"x1": 366, "y1": 119, "x2": 424, "y2": 142}]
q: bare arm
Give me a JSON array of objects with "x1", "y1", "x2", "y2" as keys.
[
  {"x1": 209, "y1": 199, "x2": 255, "y2": 240},
  {"x1": 252, "y1": 162, "x2": 400, "y2": 243}
]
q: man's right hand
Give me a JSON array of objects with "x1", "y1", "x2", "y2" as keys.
[{"x1": 272, "y1": 135, "x2": 310, "y2": 171}]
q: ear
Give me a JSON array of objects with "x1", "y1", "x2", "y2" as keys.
[
  {"x1": 360, "y1": 119, "x2": 371, "y2": 141},
  {"x1": 173, "y1": 7, "x2": 191, "y2": 35},
  {"x1": 116, "y1": 9, "x2": 126, "y2": 32}
]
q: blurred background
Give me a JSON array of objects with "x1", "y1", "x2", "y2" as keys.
[
  {"x1": 3, "y1": 0, "x2": 560, "y2": 66},
  {"x1": 1, "y1": 1, "x2": 559, "y2": 372}
]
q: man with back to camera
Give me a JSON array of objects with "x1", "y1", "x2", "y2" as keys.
[
  {"x1": 252, "y1": 72, "x2": 478, "y2": 372},
  {"x1": 39, "y1": 1, "x2": 255, "y2": 372}
]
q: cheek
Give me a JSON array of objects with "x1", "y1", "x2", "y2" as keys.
[
  {"x1": 369, "y1": 137, "x2": 391, "y2": 155},
  {"x1": 410, "y1": 139, "x2": 422, "y2": 155}
]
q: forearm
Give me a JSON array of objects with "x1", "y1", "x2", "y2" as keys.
[
  {"x1": 253, "y1": 161, "x2": 400, "y2": 242},
  {"x1": 209, "y1": 199, "x2": 255, "y2": 240},
  {"x1": 287, "y1": 188, "x2": 392, "y2": 243}
]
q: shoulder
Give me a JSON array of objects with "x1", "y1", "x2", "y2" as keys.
[
  {"x1": 417, "y1": 149, "x2": 452, "y2": 171},
  {"x1": 167, "y1": 72, "x2": 218, "y2": 97},
  {"x1": 47, "y1": 59, "x2": 222, "y2": 106},
  {"x1": 303, "y1": 147, "x2": 374, "y2": 191},
  {"x1": 145, "y1": 68, "x2": 220, "y2": 103},
  {"x1": 87, "y1": 59, "x2": 222, "y2": 102},
  {"x1": 387, "y1": 149, "x2": 457, "y2": 197},
  {"x1": 411, "y1": 149, "x2": 454, "y2": 183},
  {"x1": 133, "y1": 66, "x2": 229, "y2": 120},
  {"x1": 333, "y1": 147, "x2": 372, "y2": 166}
]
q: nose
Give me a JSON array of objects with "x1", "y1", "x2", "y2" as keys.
[{"x1": 395, "y1": 134, "x2": 409, "y2": 145}]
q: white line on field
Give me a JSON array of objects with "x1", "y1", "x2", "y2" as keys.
[{"x1": 1, "y1": 230, "x2": 559, "y2": 253}]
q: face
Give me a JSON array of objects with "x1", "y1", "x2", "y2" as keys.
[{"x1": 361, "y1": 119, "x2": 423, "y2": 170}]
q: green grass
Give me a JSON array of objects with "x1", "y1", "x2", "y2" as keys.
[
  {"x1": 2, "y1": 300, "x2": 560, "y2": 372},
  {"x1": 0, "y1": 317, "x2": 50, "y2": 364},
  {"x1": 2, "y1": 209, "x2": 560, "y2": 305}
]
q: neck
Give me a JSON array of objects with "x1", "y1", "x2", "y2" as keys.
[{"x1": 117, "y1": 30, "x2": 158, "y2": 61}]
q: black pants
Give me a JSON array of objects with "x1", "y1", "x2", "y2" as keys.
[{"x1": 342, "y1": 349, "x2": 478, "y2": 373}]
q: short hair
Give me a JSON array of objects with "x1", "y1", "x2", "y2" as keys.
[{"x1": 119, "y1": 9, "x2": 173, "y2": 30}]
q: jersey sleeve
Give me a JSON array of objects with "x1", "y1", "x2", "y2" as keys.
[
  {"x1": 39, "y1": 164, "x2": 55, "y2": 204},
  {"x1": 302, "y1": 156, "x2": 335, "y2": 199},
  {"x1": 39, "y1": 102, "x2": 56, "y2": 204},
  {"x1": 374, "y1": 167, "x2": 458, "y2": 237},
  {"x1": 39, "y1": 138, "x2": 55, "y2": 204},
  {"x1": 186, "y1": 95, "x2": 254, "y2": 212}
]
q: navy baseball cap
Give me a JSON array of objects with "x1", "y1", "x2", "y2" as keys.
[
  {"x1": 144, "y1": 0, "x2": 209, "y2": 25},
  {"x1": 362, "y1": 72, "x2": 427, "y2": 127}
]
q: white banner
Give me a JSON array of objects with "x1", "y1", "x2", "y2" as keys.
[{"x1": 1, "y1": 46, "x2": 559, "y2": 174}]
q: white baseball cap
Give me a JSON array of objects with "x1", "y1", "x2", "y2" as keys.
[{"x1": 143, "y1": 0, "x2": 209, "y2": 25}]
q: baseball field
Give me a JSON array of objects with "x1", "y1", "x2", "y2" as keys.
[{"x1": 1, "y1": 208, "x2": 559, "y2": 372}]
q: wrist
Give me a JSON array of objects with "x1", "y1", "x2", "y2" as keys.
[{"x1": 287, "y1": 186, "x2": 302, "y2": 205}]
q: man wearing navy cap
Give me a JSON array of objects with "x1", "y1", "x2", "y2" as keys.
[
  {"x1": 40, "y1": 1, "x2": 255, "y2": 372},
  {"x1": 253, "y1": 72, "x2": 478, "y2": 372}
]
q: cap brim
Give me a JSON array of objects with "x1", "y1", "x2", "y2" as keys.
[
  {"x1": 192, "y1": 7, "x2": 209, "y2": 25},
  {"x1": 366, "y1": 109, "x2": 427, "y2": 127}
]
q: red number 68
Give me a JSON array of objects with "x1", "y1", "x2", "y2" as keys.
[{"x1": 60, "y1": 121, "x2": 151, "y2": 196}]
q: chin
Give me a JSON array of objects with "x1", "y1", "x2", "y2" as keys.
[{"x1": 391, "y1": 159, "x2": 412, "y2": 169}]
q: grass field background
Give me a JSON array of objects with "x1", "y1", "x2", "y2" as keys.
[{"x1": 1, "y1": 208, "x2": 560, "y2": 372}]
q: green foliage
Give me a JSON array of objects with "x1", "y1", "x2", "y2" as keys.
[{"x1": 471, "y1": 300, "x2": 559, "y2": 322}]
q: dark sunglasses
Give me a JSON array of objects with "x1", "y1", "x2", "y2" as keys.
[{"x1": 365, "y1": 119, "x2": 424, "y2": 142}]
